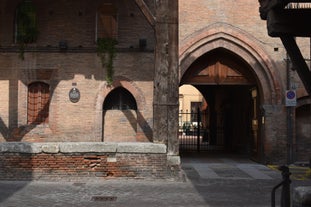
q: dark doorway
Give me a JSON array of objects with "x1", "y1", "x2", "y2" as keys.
[
  {"x1": 179, "y1": 49, "x2": 261, "y2": 161},
  {"x1": 197, "y1": 85, "x2": 254, "y2": 154}
]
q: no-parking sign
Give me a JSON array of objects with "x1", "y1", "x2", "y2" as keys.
[{"x1": 285, "y1": 90, "x2": 297, "y2": 106}]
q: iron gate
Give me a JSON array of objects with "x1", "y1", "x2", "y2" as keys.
[{"x1": 179, "y1": 109, "x2": 209, "y2": 152}]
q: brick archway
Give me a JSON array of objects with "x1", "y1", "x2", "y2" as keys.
[
  {"x1": 94, "y1": 77, "x2": 151, "y2": 142},
  {"x1": 179, "y1": 23, "x2": 286, "y2": 162},
  {"x1": 179, "y1": 22, "x2": 283, "y2": 105}
]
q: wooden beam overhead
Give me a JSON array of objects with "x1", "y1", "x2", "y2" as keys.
[
  {"x1": 280, "y1": 36, "x2": 311, "y2": 95},
  {"x1": 134, "y1": 0, "x2": 156, "y2": 28},
  {"x1": 267, "y1": 9, "x2": 311, "y2": 37},
  {"x1": 259, "y1": 0, "x2": 311, "y2": 96},
  {"x1": 259, "y1": 0, "x2": 311, "y2": 19},
  {"x1": 259, "y1": 0, "x2": 288, "y2": 19}
]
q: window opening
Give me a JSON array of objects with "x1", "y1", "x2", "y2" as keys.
[
  {"x1": 27, "y1": 82, "x2": 50, "y2": 124},
  {"x1": 103, "y1": 87, "x2": 137, "y2": 110},
  {"x1": 14, "y1": 0, "x2": 38, "y2": 44},
  {"x1": 96, "y1": 3, "x2": 118, "y2": 40}
]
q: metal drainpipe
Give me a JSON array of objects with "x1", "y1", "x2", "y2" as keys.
[{"x1": 286, "y1": 53, "x2": 293, "y2": 165}]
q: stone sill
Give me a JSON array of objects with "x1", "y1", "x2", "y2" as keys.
[{"x1": 0, "y1": 142, "x2": 167, "y2": 154}]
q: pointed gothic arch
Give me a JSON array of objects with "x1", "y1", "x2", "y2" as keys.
[
  {"x1": 179, "y1": 23, "x2": 286, "y2": 162},
  {"x1": 94, "y1": 77, "x2": 152, "y2": 142},
  {"x1": 179, "y1": 22, "x2": 283, "y2": 105}
]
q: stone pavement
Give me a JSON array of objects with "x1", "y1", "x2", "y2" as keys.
[{"x1": 0, "y1": 153, "x2": 310, "y2": 207}]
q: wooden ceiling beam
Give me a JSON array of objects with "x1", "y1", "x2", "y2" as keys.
[
  {"x1": 259, "y1": 0, "x2": 288, "y2": 19},
  {"x1": 267, "y1": 9, "x2": 311, "y2": 37},
  {"x1": 134, "y1": 0, "x2": 156, "y2": 28},
  {"x1": 259, "y1": 0, "x2": 311, "y2": 19},
  {"x1": 280, "y1": 36, "x2": 311, "y2": 95},
  {"x1": 259, "y1": 0, "x2": 311, "y2": 96}
]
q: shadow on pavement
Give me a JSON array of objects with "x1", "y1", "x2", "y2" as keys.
[
  {"x1": 0, "y1": 181, "x2": 30, "y2": 204},
  {"x1": 180, "y1": 151, "x2": 283, "y2": 207}
]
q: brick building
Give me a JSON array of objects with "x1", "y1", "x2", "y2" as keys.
[
  {"x1": 0, "y1": 0, "x2": 310, "y2": 180},
  {"x1": 179, "y1": 0, "x2": 311, "y2": 163},
  {"x1": 0, "y1": 0, "x2": 180, "y2": 180}
]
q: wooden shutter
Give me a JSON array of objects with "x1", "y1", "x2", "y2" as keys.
[{"x1": 97, "y1": 4, "x2": 117, "y2": 39}]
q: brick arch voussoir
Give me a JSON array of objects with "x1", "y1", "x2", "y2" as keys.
[{"x1": 179, "y1": 23, "x2": 283, "y2": 105}]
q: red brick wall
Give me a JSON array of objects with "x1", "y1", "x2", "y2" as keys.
[
  {"x1": 104, "y1": 110, "x2": 138, "y2": 142},
  {"x1": 0, "y1": 0, "x2": 155, "y2": 142},
  {"x1": 0, "y1": 153, "x2": 169, "y2": 180},
  {"x1": 296, "y1": 104, "x2": 311, "y2": 161},
  {"x1": 0, "y1": 0, "x2": 155, "y2": 48},
  {"x1": 179, "y1": 0, "x2": 311, "y2": 163},
  {"x1": 0, "y1": 142, "x2": 177, "y2": 180}
]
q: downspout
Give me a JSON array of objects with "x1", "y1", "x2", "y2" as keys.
[{"x1": 286, "y1": 53, "x2": 294, "y2": 164}]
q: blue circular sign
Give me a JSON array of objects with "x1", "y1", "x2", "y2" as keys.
[{"x1": 286, "y1": 90, "x2": 295, "y2": 100}]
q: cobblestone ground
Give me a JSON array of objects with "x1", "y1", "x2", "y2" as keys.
[{"x1": 0, "y1": 153, "x2": 310, "y2": 207}]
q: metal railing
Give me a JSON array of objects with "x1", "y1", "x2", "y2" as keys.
[
  {"x1": 271, "y1": 166, "x2": 291, "y2": 207},
  {"x1": 179, "y1": 110, "x2": 209, "y2": 152}
]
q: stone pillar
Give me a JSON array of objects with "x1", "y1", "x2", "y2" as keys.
[{"x1": 153, "y1": 0, "x2": 179, "y2": 157}]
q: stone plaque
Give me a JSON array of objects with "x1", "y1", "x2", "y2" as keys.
[{"x1": 69, "y1": 87, "x2": 80, "y2": 103}]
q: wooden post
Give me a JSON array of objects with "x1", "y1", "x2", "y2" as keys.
[
  {"x1": 135, "y1": 0, "x2": 179, "y2": 155},
  {"x1": 134, "y1": 0, "x2": 155, "y2": 27},
  {"x1": 153, "y1": 0, "x2": 179, "y2": 155},
  {"x1": 280, "y1": 36, "x2": 311, "y2": 95}
]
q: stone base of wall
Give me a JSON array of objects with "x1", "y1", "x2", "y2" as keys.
[{"x1": 0, "y1": 142, "x2": 181, "y2": 181}]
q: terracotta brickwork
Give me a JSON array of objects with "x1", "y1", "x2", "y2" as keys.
[
  {"x1": 104, "y1": 110, "x2": 138, "y2": 142},
  {"x1": 0, "y1": 153, "x2": 168, "y2": 180},
  {"x1": 0, "y1": 0, "x2": 310, "y2": 176},
  {"x1": 0, "y1": 0, "x2": 155, "y2": 142},
  {"x1": 179, "y1": 0, "x2": 311, "y2": 163},
  {"x1": 0, "y1": 142, "x2": 176, "y2": 180}
]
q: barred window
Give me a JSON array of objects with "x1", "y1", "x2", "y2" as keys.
[{"x1": 27, "y1": 82, "x2": 50, "y2": 124}]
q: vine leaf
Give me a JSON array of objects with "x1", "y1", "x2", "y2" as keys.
[
  {"x1": 97, "y1": 38, "x2": 118, "y2": 85},
  {"x1": 16, "y1": 0, "x2": 39, "y2": 60}
]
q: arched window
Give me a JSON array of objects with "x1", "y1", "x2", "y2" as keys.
[
  {"x1": 96, "y1": 3, "x2": 118, "y2": 40},
  {"x1": 103, "y1": 87, "x2": 137, "y2": 110},
  {"x1": 27, "y1": 82, "x2": 50, "y2": 124}
]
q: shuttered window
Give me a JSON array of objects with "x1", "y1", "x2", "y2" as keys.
[
  {"x1": 27, "y1": 82, "x2": 50, "y2": 124},
  {"x1": 97, "y1": 4, "x2": 118, "y2": 39}
]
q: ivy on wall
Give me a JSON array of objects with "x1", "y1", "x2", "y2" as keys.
[
  {"x1": 16, "y1": 0, "x2": 39, "y2": 60},
  {"x1": 97, "y1": 38, "x2": 118, "y2": 85}
]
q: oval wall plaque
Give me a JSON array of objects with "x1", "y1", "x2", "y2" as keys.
[{"x1": 69, "y1": 87, "x2": 80, "y2": 103}]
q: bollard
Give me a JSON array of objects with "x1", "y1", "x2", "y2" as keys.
[
  {"x1": 271, "y1": 166, "x2": 291, "y2": 207},
  {"x1": 293, "y1": 186, "x2": 311, "y2": 207}
]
